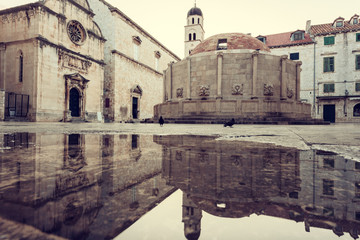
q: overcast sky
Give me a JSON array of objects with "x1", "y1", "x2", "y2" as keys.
[{"x1": 1, "y1": 0, "x2": 359, "y2": 58}]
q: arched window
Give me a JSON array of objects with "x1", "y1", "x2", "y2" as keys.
[
  {"x1": 354, "y1": 103, "x2": 360, "y2": 117},
  {"x1": 192, "y1": 18, "x2": 194, "y2": 24},
  {"x1": 198, "y1": 18, "x2": 200, "y2": 24},
  {"x1": 19, "y1": 52, "x2": 23, "y2": 82},
  {"x1": 193, "y1": 33, "x2": 196, "y2": 40},
  {"x1": 189, "y1": 33, "x2": 192, "y2": 41}
]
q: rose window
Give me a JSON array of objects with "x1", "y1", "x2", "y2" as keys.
[{"x1": 67, "y1": 20, "x2": 86, "y2": 45}]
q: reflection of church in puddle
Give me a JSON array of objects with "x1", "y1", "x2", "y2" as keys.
[
  {"x1": 156, "y1": 135, "x2": 360, "y2": 240},
  {"x1": 0, "y1": 133, "x2": 176, "y2": 239}
]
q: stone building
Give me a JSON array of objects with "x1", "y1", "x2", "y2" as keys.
[
  {"x1": 0, "y1": 0, "x2": 180, "y2": 122},
  {"x1": 260, "y1": 15, "x2": 360, "y2": 123},
  {"x1": 154, "y1": 32, "x2": 313, "y2": 123},
  {"x1": 0, "y1": 0, "x2": 106, "y2": 122},
  {"x1": 87, "y1": 0, "x2": 180, "y2": 122}
]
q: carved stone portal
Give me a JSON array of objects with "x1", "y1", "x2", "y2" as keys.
[
  {"x1": 199, "y1": 85, "x2": 210, "y2": 97},
  {"x1": 264, "y1": 84, "x2": 274, "y2": 96},
  {"x1": 176, "y1": 88, "x2": 183, "y2": 98},
  {"x1": 232, "y1": 84, "x2": 244, "y2": 95}
]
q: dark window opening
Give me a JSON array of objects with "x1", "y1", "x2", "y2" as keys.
[
  {"x1": 192, "y1": 18, "x2": 194, "y2": 24},
  {"x1": 19, "y1": 53, "x2": 23, "y2": 83},
  {"x1": 198, "y1": 18, "x2": 200, "y2": 24},
  {"x1": 323, "y1": 179, "x2": 334, "y2": 196},
  {"x1": 336, "y1": 21, "x2": 343, "y2": 27},
  {"x1": 189, "y1": 33, "x2": 192, "y2": 41},
  {"x1": 105, "y1": 98, "x2": 110, "y2": 108},
  {"x1": 324, "y1": 158, "x2": 335, "y2": 169},
  {"x1": 356, "y1": 55, "x2": 360, "y2": 70},
  {"x1": 290, "y1": 52, "x2": 299, "y2": 60},
  {"x1": 324, "y1": 57, "x2": 335, "y2": 72},
  {"x1": 293, "y1": 32, "x2": 304, "y2": 41},
  {"x1": 289, "y1": 192, "x2": 299, "y2": 199},
  {"x1": 356, "y1": 83, "x2": 360, "y2": 92},
  {"x1": 356, "y1": 182, "x2": 360, "y2": 198},
  {"x1": 354, "y1": 104, "x2": 360, "y2": 117},
  {"x1": 356, "y1": 212, "x2": 360, "y2": 221},
  {"x1": 257, "y1": 37, "x2": 266, "y2": 43},
  {"x1": 356, "y1": 162, "x2": 360, "y2": 169},
  {"x1": 131, "y1": 135, "x2": 139, "y2": 149},
  {"x1": 357, "y1": 33, "x2": 360, "y2": 42},
  {"x1": 193, "y1": 33, "x2": 196, "y2": 40},
  {"x1": 217, "y1": 39, "x2": 227, "y2": 50}
]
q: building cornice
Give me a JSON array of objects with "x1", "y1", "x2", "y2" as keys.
[
  {"x1": 269, "y1": 42, "x2": 315, "y2": 49},
  {"x1": 2, "y1": 36, "x2": 105, "y2": 66},
  {"x1": 111, "y1": 50, "x2": 163, "y2": 76}
]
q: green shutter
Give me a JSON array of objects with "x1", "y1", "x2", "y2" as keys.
[
  {"x1": 357, "y1": 33, "x2": 360, "y2": 42},
  {"x1": 324, "y1": 36, "x2": 335, "y2": 45},
  {"x1": 357, "y1": 55, "x2": 360, "y2": 70},
  {"x1": 324, "y1": 57, "x2": 335, "y2": 72},
  {"x1": 324, "y1": 84, "x2": 335, "y2": 93}
]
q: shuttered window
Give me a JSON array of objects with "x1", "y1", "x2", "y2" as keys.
[
  {"x1": 324, "y1": 57, "x2": 335, "y2": 72},
  {"x1": 324, "y1": 36, "x2": 335, "y2": 45}
]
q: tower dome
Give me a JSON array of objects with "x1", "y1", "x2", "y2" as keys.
[
  {"x1": 187, "y1": 5, "x2": 203, "y2": 17},
  {"x1": 190, "y1": 33, "x2": 271, "y2": 56}
]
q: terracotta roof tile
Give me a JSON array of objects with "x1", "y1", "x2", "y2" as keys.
[
  {"x1": 310, "y1": 21, "x2": 360, "y2": 36},
  {"x1": 260, "y1": 31, "x2": 314, "y2": 48}
]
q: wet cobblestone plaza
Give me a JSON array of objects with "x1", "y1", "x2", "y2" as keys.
[{"x1": 0, "y1": 122, "x2": 359, "y2": 239}]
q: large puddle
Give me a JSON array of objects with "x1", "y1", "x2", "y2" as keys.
[{"x1": 0, "y1": 133, "x2": 359, "y2": 240}]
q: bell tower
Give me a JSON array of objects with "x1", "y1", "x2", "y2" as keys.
[{"x1": 184, "y1": 1, "x2": 204, "y2": 58}]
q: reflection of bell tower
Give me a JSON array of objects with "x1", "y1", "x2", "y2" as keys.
[
  {"x1": 182, "y1": 192, "x2": 202, "y2": 240},
  {"x1": 184, "y1": 1, "x2": 204, "y2": 58}
]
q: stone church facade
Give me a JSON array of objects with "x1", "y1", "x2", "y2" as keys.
[
  {"x1": 0, "y1": 0, "x2": 179, "y2": 122},
  {"x1": 0, "y1": 0, "x2": 106, "y2": 122}
]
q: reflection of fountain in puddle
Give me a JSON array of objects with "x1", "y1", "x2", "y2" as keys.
[{"x1": 155, "y1": 135, "x2": 360, "y2": 240}]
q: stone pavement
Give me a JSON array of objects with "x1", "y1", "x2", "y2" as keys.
[{"x1": 0, "y1": 122, "x2": 359, "y2": 161}]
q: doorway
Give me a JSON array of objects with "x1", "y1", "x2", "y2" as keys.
[
  {"x1": 323, "y1": 104, "x2": 335, "y2": 123},
  {"x1": 69, "y1": 88, "x2": 80, "y2": 117},
  {"x1": 132, "y1": 97, "x2": 139, "y2": 119}
]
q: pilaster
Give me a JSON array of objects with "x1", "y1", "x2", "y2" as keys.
[
  {"x1": 251, "y1": 51, "x2": 259, "y2": 98},
  {"x1": 187, "y1": 58, "x2": 191, "y2": 99},
  {"x1": 296, "y1": 61, "x2": 302, "y2": 101},
  {"x1": 280, "y1": 55, "x2": 288, "y2": 100},
  {"x1": 217, "y1": 52, "x2": 223, "y2": 99}
]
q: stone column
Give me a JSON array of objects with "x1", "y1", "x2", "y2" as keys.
[
  {"x1": 187, "y1": 58, "x2": 191, "y2": 99},
  {"x1": 216, "y1": 52, "x2": 223, "y2": 99},
  {"x1": 169, "y1": 62, "x2": 173, "y2": 100},
  {"x1": 0, "y1": 43, "x2": 6, "y2": 90},
  {"x1": 280, "y1": 55, "x2": 288, "y2": 100},
  {"x1": 251, "y1": 52, "x2": 259, "y2": 98},
  {"x1": 296, "y1": 61, "x2": 302, "y2": 101},
  {"x1": 163, "y1": 70, "x2": 166, "y2": 102}
]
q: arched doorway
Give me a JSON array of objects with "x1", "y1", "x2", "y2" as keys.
[
  {"x1": 354, "y1": 103, "x2": 360, "y2": 117},
  {"x1": 69, "y1": 88, "x2": 80, "y2": 117}
]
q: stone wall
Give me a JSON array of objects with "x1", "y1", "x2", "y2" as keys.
[{"x1": 155, "y1": 49, "x2": 312, "y2": 122}]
